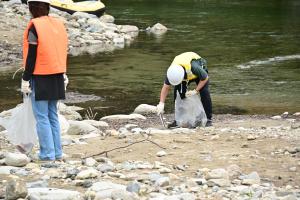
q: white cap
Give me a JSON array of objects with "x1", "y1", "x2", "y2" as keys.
[
  {"x1": 27, "y1": 0, "x2": 51, "y2": 4},
  {"x1": 167, "y1": 64, "x2": 184, "y2": 85}
]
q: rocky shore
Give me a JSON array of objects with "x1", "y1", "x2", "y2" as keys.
[
  {"x1": 0, "y1": 0, "x2": 141, "y2": 68},
  {"x1": 0, "y1": 102, "x2": 299, "y2": 200}
]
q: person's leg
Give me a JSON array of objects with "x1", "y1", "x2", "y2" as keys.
[
  {"x1": 199, "y1": 82, "x2": 213, "y2": 122},
  {"x1": 48, "y1": 100, "x2": 62, "y2": 160},
  {"x1": 31, "y1": 94, "x2": 55, "y2": 160}
]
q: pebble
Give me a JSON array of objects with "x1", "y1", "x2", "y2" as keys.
[
  {"x1": 156, "y1": 150, "x2": 167, "y2": 157},
  {"x1": 288, "y1": 167, "x2": 297, "y2": 172}
]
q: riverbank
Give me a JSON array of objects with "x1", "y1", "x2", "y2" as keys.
[
  {"x1": 0, "y1": 0, "x2": 139, "y2": 69},
  {"x1": 0, "y1": 102, "x2": 299, "y2": 199}
]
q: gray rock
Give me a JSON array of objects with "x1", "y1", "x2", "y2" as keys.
[
  {"x1": 72, "y1": 11, "x2": 97, "y2": 20},
  {"x1": 97, "y1": 163, "x2": 114, "y2": 173},
  {"x1": 4, "y1": 153, "x2": 30, "y2": 167},
  {"x1": 147, "y1": 23, "x2": 168, "y2": 35},
  {"x1": 58, "y1": 103, "x2": 82, "y2": 120},
  {"x1": 207, "y1": 179, "x2": 231, "y2": 187},
  {"x1": 99, "y1": 14, "x2": 115, "y2": 23},
  {"x1": 91, "y1": 181, "x2": 126, "y2": 199},
  {"x1": 28, "y1": 188, "x2": 82, "y2": 200},
  {"x1": 271, "y1": 115, "x2": 282, "y2": 119},
  {"x1": 41, "y1": 162, "x2": 60, "y2": 168},
  {"x1": 5, "y1": 180, "x2": 27, "y2": 200},
  {"x1": 83, "y1": 120, "x2": 109, "y2": 128},
  {"x1": 66, "y1": 168, "x2": 80, "y2": 179},
  {"x1": 0, "y1": 152, "x2": 4, "y2": 159},
  {"x1": 155, "y1": 177, "x2": 170, "y2": 187},
  {"x1": 85, "y1": 157, "x2": 97, "y2": 167},
  {"x1": 77, "y1": 18, "x2": 86, "y2": 27},
  {"x1": 165, "y1": 193, "x2": 196, "y2": 200},
  {"x1": 26, "y1": 180, "x2": 48, "y2": 188},
  {"x1": 227, "y1": 164, "x2": 242, "y2": 178},
  {"x1": 156, "y1": 150, "x2": 167, "y2": 157},
  {"x1": 6, "y1": 0, "x2": 22, "y2": 6},
  {"x1": 67, "y1": 120, "x2": 100, "y2": 135},
  {"x1": 87, "y1": 18, "x2": 106, "y2": 33},
  {"x1": 119, "y1": 25, "x2": 139, "y2": 37},
  {"x1": 149, "y1": 172, "x2": 163, "y2": 182},
  {"x1": 101, "y1": 114, "x2": 146, "y2": 121},
  {"x1": 240, "y1": 171, "x2": 261, "y2": 185},
  {"x1": 75, "y1": 180, "x2": 93, "y2": 188},
  {"x1": 111, "y1": 189, "x2": 138, "y2": 200},
  {"x1": 61, "y1": 137, "x2": 73, "y2": 146},
  {"x1": 76, "y1": 168, "x2": 99, "y2": 179},
  {"x1": 126, "y1": 182, "x2": 141, "y2": 193},
  {"x1": 206, "y1": 168, "x2": 229, "y2": 180},
  {"x1": 133, "y1": 104, "x2": 157, "y2": 114},
  {"x1": 0, "y1": 166, "x2": 18, "y2": 175}
]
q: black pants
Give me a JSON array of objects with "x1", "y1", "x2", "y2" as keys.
[
  {"x1": 198, "y1": 81, "x2": 212, "y2": 120},
  {"x1": 174, "y1": 80, "x2": 212, "y2": 120}
]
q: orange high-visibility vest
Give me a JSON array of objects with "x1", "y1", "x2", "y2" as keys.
[
  {"x1": 23, "y1": 16, "x2": 68, "y2": 75},
  {"x1": 171, "y1": 52, "x2": 201, "y2": 81}
]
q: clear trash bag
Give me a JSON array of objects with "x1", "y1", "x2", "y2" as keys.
[
  {"x1": 175, "y1": 92, "x2": 207, "y2": 128},
  {"x1": 0, "y1": 95, "x2": 37, "y2": 154}
]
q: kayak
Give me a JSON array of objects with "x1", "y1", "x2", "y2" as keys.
[{"x1": 50, "y1": 0, "x2": 105, "y2": 17}]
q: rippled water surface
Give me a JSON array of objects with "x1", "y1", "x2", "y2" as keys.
[{"x1": 1, "y1": 0, "x2": 300, "y2": 116}]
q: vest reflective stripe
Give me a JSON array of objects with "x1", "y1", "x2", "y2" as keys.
[
  {"x1": 171, "y1": 52, "x2": 201, "y2": 81},
  {"x1": 23, "y1": 16, "x2": 68, "y2": 75}
]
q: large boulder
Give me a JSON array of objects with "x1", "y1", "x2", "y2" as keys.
[
  {"x1": 146, "y1": 23, "x2": 168, "y2": 35},
  {"x1": 58, "y1": 103, "x2": 82, "y2": 120},
  {"x1": 4, "y1": 153, "x2": 30, "y2": 167},
  {"x1": 67, "y1": 120, "x2": 100, "y2": 135},
  {"x1": 119, "y1": 25, "x2": 139, "y2": 37},
  {"x1": 134, "y1": 104, "x2": 157, "y2": 115}
]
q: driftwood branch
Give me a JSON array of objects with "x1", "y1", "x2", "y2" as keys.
[{"x1": 83, "y1": 134, "x2": 166, "y2": 159}]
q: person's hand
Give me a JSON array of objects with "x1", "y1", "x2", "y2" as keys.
[
  {"x1": 21, "y1": 79, "x2": 31, "y2": 94},
  {"x1": 63, "y1": 74, "x2": 69, "y2": 91},
  {"x1": 185, "y1": 89, "x2": 198, "y2": 97},
  {"x1": 156, "y1": 102, "x2": 165, "y2": 115}
]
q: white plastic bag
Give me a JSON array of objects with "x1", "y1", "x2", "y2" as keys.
[
  {"x1": 175, "y1": 92, "x2": 207, "y2": 128},
  {"x1": 0, "y1": 95, "x2": 37, "y2": 153}
]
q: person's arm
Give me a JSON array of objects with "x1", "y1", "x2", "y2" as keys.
[
  {"x1": 22, "y1": 26, "x2": 38, "y2": 81},
  {"x1": 159, "y1": 83, "x2": 171, "y2": 103},
  {"x1": 156, "y1": 78, "x2": 171, "y2": 115},
  {"x1": 191, "y1": 59, "x2": 209, "y2": 92}
]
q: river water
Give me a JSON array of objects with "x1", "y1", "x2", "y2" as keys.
[{"x1": 0, "y1": 0, "x2": 299, "y2": 117}]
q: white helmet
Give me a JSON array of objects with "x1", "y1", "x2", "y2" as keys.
[
  {"x1": 27, "y1": 0, "x2": 51, "y2": 4},
  {"x1": 167, "y1": 64, "x2": 184, "y2": 86}
]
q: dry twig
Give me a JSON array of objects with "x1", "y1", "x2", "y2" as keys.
[{"x1": 82, "y1": 134, "x2": 166, "y2": 158}]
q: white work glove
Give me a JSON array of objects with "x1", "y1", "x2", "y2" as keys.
[
  {"x1": 63, "y1": 74, "x2": 69, "y2": 91},
  {"x1": 156, "y1": 102, "x2": 165, "y2": 115},
  {"x1": 21, "y1": 79, "x2": 31, "y2": 94},
  {"x1": 185, "y1": 89, "x2": 199, "y2": 97}
]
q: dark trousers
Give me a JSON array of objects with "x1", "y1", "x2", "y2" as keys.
[
  {"x1": 174, "y1": 80, "x2": 212, "y2": 121},
  {"x1": 198, "y1": 82, "x2": 212, "y2": 120}
]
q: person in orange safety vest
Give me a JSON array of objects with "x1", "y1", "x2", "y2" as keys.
[{"x1": 20, "y1": 0, "x2": 68, "y2": 160}]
